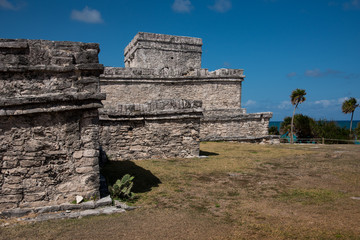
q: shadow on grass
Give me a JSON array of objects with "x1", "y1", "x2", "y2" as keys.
[
  {"x1": 101, "y1": 160, "x2": 161, "y2": 193},
  {"x1": 199, "y1": 150, "x2": 219, "y2": 156}
]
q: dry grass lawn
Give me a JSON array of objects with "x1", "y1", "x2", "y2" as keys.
[{"x1": 1, "y1": 142, "x2": 360, "y2": 239}]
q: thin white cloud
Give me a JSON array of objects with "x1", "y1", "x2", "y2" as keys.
[
  {"x1": 287, "y1": 72, "x2": 297, "y2": 78},
  {"x1": 243, "y1": 100, "x2": 256, "y2": 107},
  {"x1": 278, "y1": 101, "x2": 292, "y2": 110},
  {"x1": 304, "y1": 68, "x2": 352, "y2": 78},
  {"x1": 311, "y1": 97, "x2": 360, "y2": 108},
  {"x1": 172, "y1": 0, "x2": 193, "y2": 13},
  {"x1": 71, "y1": 6, "x2": 103, "y2": 24},
  {"x1": 314, "y1": 100, "x2": 333, "y2": 108},
  {"x1": 337, "y1": 97, "x2": 349, "y2": 104},
  {"x1": 343, "y1": 0, "x2": 360, "y2": 10},
  {"x1": 209, "y1": 0, "x2": 232, "y2": 13},
  {"x1": 0, "y1": 0, "x2": 24, "y2": 10},
  {"x1": 305, "y1": 68, "x2": 322, "y2": 77}
]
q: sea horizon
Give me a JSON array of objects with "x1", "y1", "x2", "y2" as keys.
[{"x1": 270, "y1": 120, "x2": 360, "y2": 130}]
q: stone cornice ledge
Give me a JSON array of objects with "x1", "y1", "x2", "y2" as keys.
[
  {"x1": 0, "y1": 102, "x2": 103, "y2": 116},
  {"x1": 99, "y1": 112, "x2": 203, "y2": 121},
  {"x1": 0, "y1": 63, "x2": 104, "y2": 73},
  {"x1": 201, "y1": 135, "x2": 272, "y2": 142},
  {"x1": 202, "y1": 112, "x2": 273, "y2": 121},
  {"x1": 0, "y1": 92, "x2": 106, "y2": 107},
  {"x1": 101, "y1": 67, "x2": 245, "y2": 80}
]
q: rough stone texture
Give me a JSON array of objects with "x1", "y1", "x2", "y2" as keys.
[
  {"x1": 201, "y1": 112, "x2": 273, "y2": 141},
  {"x1": 0, "y1": 39, "x2": 104, "y2": 212},
  {"x1": 99, "y1": 99, "x2": 203, "y2": 160},
  {"x1": 101, "y1": 67, "x2": 244, "y2": 112},
  {"x1": 101, "y1": 32, "x2": 272, "y2": 141},
  {"x1": 124, "y1": 32, "x2": 202, "y2": 73}
]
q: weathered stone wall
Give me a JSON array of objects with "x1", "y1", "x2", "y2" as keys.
[
  {"x1": 200, "y1": 112, "x2": 272, "y2": 141},
  {"x1": 99, "y1": 99, "x2": 202, "y2": 160},
  {"x1": 124, "y1": 32, "x2": 202, "y2": 73},
  {"x1": 0, "y1": 39, "x2": 104, "y2": 211},
  {"x1": 101, "y1": 67, "x2": 244, "y2": 112}
]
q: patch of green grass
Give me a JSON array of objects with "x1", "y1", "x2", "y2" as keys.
[{"x1": 277, "y1": 188, "x2": 345, "y2": 205}]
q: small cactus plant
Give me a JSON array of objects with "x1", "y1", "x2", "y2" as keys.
[{"x1": 108, "y1": 174, "x2": 135, "y2": 200}]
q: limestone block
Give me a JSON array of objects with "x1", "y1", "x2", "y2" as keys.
[
  {"x1": 0, "y1": 194, "x2": 23, "y2": 203},
  {"x1": 73, "y1": 151, "x2": 83, "y2": 159},
  {"x1": 83, "y1": 149, "x2": 99, "y2": 158},
  {"x1": 75, "y1": 166, "x2": 98, "y2": 174},
  {"x1": 23, "y1": 192, "x2": 46, "y2": 202}
]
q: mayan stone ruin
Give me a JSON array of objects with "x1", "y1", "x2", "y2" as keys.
[
  {"x1": 0, "y1": 32, "x2": 272, "y2": 212},
  {"x1": 0, "y1": 39, "x2": 105, "y2": 211},
  {"x1": 101, "y1": 32, "x2": 272, "y2": 142}
]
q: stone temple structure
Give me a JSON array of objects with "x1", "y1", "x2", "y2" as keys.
[
  {"x1": 101, "y1": 32, "x2": 272, "y2": 142},
  {"x1": 0, "y1": 32, "x2": 272, "y2": 213}
]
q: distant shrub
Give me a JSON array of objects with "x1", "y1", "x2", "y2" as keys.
[
  {"x1": 355, "y1": 123, "x2": 360, "y2": 138},
  {"x1": 312, "y1": 120, "x2": 350, "y2": 143},
  {"x1": 268, "y1": 126, "x2": 279, "y2": 135},
  {"x1": 280, "y1": 115, "x2": 352, "y2": 143},
  {"x1": 280, "y1": 114, "x2": 315, "y2": 138}
]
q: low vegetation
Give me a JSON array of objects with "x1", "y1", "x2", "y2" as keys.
[
  {"x1": 279, "y1": 114, "x2": 357, "y2": 143},
  {"x1": 108, "y1": 174, "x2": 135, "y2": 200},
  {"x1": 1, "y1": 142, "x2": 360, "y2": 239}
]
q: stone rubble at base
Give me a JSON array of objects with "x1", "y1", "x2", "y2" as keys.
[{"x1": 0, "y1": 196, "x2": 135, "y2": 224}]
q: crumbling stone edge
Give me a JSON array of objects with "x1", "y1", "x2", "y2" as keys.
[{"x1": 0, "y1": 195, "x2": 136, "y2": 226}]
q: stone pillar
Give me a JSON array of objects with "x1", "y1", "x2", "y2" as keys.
[{"x1": 0, "y1": 39, "x2": 105, "y2": 210}]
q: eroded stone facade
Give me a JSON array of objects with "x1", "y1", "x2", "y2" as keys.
[
  {"x1": 101, "y1": 32, "x2": 272, "y2": 141},
  {"x1": 0, "y1": 39, "x2": 104, "y2": 210},
  {"x1": 99, "y1": 99, "x2": 202, "y2": 160}
]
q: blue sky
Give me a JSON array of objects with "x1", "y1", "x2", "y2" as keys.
[{"x1": 1, "y1": 0, "x2": 359, "y2": 121}]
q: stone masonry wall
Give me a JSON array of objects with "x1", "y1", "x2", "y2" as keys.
[
  {"x1": 99, "y1": 99, "x2": 203, "y2": 160},
  {"x1": 124, "y1": 32, "x2": 202, "y2": 73},
  {"x1": 101, "y1": 67, "x2": 244, "y2": 112},
  {"x1": 200, "y1": 112, "x2": 272, "y2": 141},
  {"x1": 0, "y1": 39, "x2": 104, "y2": 211}
]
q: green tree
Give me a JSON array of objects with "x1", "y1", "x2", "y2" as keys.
[
  {"x1": 312, "y1": 120, "x2": 350, "y2": 144},
  {"x1": 355, "y1": 122, "x2": 360, "y2": 138},
  {"x1": 280, "y1": 114, "x2": 315, "y2": 139},
  {"x1": 342, "y1": 97, "x2": 359, "y2": 134},
  {"x1": 280, "y1": 116, "x2": 292, "y2": 135},
  {"x1": 290, "y1": 89, "x2": 306, "y2": 144},
  {"x1": 268, "y1": 126, "x2": 279, "y2": 135}
]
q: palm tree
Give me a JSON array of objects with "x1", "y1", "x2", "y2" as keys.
[
  {"x1": 342, "y1": 97, "x2": 359, "y2": 134},
  {"x1": 290, "y1": 89, "x2": 306, "y2": 144}
]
